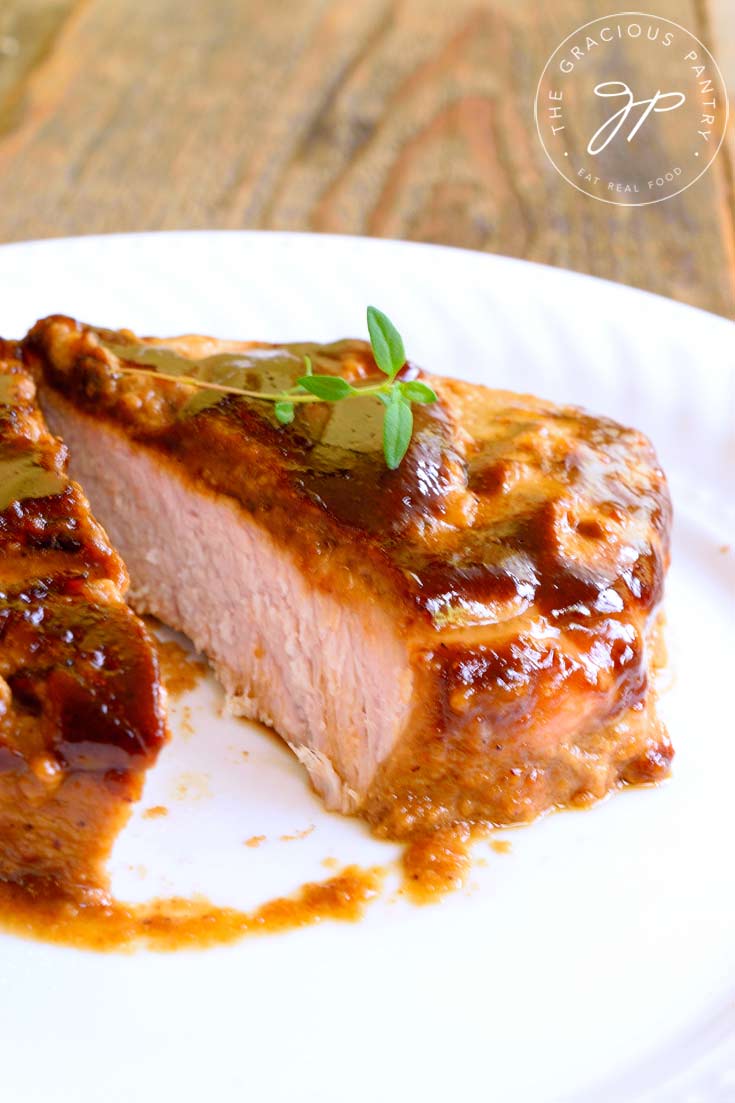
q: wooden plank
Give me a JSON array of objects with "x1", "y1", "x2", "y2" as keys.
[
  {"x1": 709, "y1": 0, "x2": 735, "y2": 225},
  {"x1": 0, "y1": 0, "x2": 732, "y2": 317},
  {"x1": 0, "y1": 0, "x2": 78, "y2": 135}
]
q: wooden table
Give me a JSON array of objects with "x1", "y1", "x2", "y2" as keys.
[{"x1": 0, "y1": 0, "x2": 732, "y2": 317}]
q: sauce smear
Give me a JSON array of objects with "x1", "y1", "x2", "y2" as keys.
[{"x1": 0, "y1": 866, "x2": 384, "y2": 952}]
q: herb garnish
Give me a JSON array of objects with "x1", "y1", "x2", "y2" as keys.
[{"x1": 110, "y1": 306, "x2": 436, "y2": 469}]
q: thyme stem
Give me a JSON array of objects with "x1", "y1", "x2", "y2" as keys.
[{"x1": 112, "y1": 363, "x2": 393, "y2": 405}]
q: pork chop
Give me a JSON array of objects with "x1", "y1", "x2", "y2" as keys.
[
  {"x1": 0, "y1": 339, "x2": 166, "y2": 897},
  {"x1": 25, "y1": 315, "x2": 672, "y2": 840}
]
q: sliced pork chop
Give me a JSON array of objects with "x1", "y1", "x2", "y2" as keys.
[
  {"x1": 25, "y1": 315, "x2": 672, "y2": 839},
  {"x1": 0, "y1": 340, "x2": 166, "y2": 897}
]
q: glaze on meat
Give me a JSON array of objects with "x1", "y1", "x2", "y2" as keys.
[
  {"x1": 0, "y1": 340, "x2": 166, "y2": 898},
  {"x1": 25, "y1": 316, "x2": 672, "y2": 844}
]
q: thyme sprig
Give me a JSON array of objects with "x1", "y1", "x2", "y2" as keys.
[{"x1": 111, "y1": 306, "x2": 436, "y2": 469}]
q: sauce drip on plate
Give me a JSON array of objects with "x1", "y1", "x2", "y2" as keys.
[{"x1": 0, "y1": 866, "x2": 384, "y2": 951}]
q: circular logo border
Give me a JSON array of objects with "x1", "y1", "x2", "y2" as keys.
[{"x1": 533, "y1": 10, "x2": 730, "y2": 207}]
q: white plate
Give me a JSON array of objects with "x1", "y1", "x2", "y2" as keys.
[{"x1": 0, "y1": 233, "x2": 733, "y2": 1103}]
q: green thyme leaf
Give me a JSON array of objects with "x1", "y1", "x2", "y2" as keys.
[
  {"x1": 297, "y1": 374, "x2": 354, "y2": 401},
  {"x1": 274, "y1": 401, "x2": 295, "y2": 424},
  {"x1": 400, "y1": 380, "x2": 437, "y2": 404},
  {"x1": 367, "y1": 306, "x2": 406, "y2": 379},
  {"x1": 303, "y1": 354, "x2": 313, "y2": 376},
  {"x1": 382, "y1": 389, "x2": 413, "y2": 470}
]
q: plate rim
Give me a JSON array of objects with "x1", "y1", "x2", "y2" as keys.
[{"x1": 0, "y1": 227, "x2": 733, "y2": 335}]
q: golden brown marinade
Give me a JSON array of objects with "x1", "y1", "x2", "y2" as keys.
[
  {"x1": 0, "y1": 340, "x2": 166, "y2": 900},
  {"x1": 24, "y1": 316, "x2": 673, "y2": 847}
]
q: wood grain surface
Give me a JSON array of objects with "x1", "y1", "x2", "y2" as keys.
[{"x1": 0, "y1": 0, "x2": 732, "y2": 316}]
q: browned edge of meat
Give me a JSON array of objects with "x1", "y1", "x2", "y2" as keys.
[
  {"x1": 0, "y1": 338, "x2": 167, "y2": 900},
  {"x1": 25, "y1": 315, "x2": 673, "y2": 848}
]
